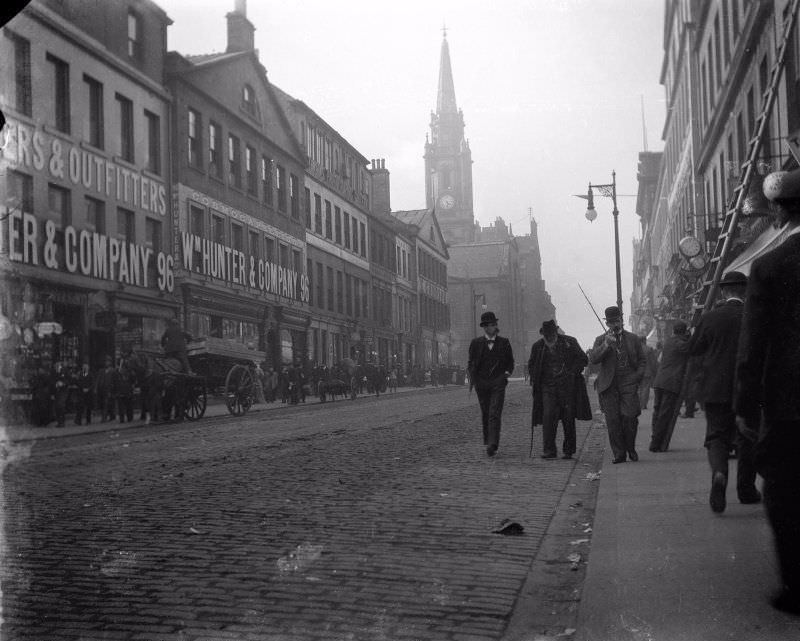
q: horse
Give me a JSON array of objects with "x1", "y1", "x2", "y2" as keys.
[{"x1": 123, "y1": 351, "x2": 187, "y2": 424}]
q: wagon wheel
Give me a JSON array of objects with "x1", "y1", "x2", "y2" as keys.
[
  {"x1": 184, "y1": 377, "x2": 207, "y2": 421},
  {"x1": 225, "y1": 364, "x2": 254, "y2": 416}
]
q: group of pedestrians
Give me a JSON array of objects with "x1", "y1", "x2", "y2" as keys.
[{"x1": 465, "y1": 167, "x2": 800, "y2": 616}]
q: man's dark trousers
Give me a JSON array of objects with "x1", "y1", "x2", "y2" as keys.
[
  {"x1": 542, "y1": 383, "x2": 575, "y2": 457},
  {"x1": 476, "y1": 380, "x2": 506, "y2": 450},
  {"x1": 600, "y1": 382, "x2": 638, "y2": 460},
  {"x1": 704, "y1": 402, "x2": 758, "y2": 497},
  {"x1": 651, "y1": 387, "x2": 680, "y2": 451}
]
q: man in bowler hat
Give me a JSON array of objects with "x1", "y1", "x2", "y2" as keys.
[
  {"x1": 468, "y1": 311, "x2": 514, "y2": 457},
  {"x1": 735, "y1": 168, "x2": 800, "y2": 614},
  {"x1": 649, "y1": 321, "x2": 690, "y2": 452},
  {"x1": 589, "y1": 306, "x2": 646, "y2": 463},
  {"x1": 528, "y1": 320, "x2": 589, "y2": 459},
  {"x1": 690, "y1": 270, "x2": 760, "y2": 513}
]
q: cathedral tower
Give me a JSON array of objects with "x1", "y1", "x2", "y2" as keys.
[{"x1": 424, "y1": 31, "x2": 475, "y2": 245}]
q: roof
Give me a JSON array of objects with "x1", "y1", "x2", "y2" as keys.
[
  {"x1": 392, "y1": 209, "x2": 449, "y2": 259},
  {"x1": 392, "y1": 209, "x2": 428, "y2": 227},
  {"x1": 185, "y1": 52, "x2": 245, "y2": 66},
  {"x1": 447, "y1": 242, "x2": 511, "y2": 279}
]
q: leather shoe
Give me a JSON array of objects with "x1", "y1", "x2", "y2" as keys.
[
  {"x1": 628, "y1": 450, "x2": 639, "y2": 462},
  {"x1": 612, "y1": 457, "x2": 626, "y2": 464},
  {"x1": 772, "y1": 589, "x2": 800, "y2": 615},
  {"x1": 561, "y1": 454, "x2": 573, "y2": 460},
  {"x1": 540, "y1": 453, "x2": 557, "y2": 459},
  {"x1": 710, "y1": 472, "x2": 727, "y2": 513},
  {"x1": 739, "y1": 490, "x2": 762, "y2": 504},
  {"x1": 486, "y1": 445, "x2": 497, "y2": 457}
]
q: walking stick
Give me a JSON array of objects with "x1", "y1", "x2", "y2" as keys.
[{"x1": 578, "y1": 283, "x2": 608, "y2": 333}]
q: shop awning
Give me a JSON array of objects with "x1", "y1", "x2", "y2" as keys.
[{"x1": 724, "y1": 223, "x2": 794, "y2": 276}]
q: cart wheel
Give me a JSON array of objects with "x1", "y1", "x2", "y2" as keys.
[
  {"x1": 225, "y1": 364, "x2": 254, "y2": 416},
  {"x1": 184, "y1": 378, "x2": 207, "y2": 421}
]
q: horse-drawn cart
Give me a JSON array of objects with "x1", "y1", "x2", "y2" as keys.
[{"x1": 187, "y1": 337, "x2": 264, "y2": 416}]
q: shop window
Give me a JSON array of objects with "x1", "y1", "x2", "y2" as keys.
[
  {"x1": 46, "y1": 53, "x2": 70, "y2": 134},
  {"x1": 280, "y1": 329, "x2": 293, "y2": 365},
  {"x1": 84, "y1": 74, "x2": 104, "y2": 149},
  {"x1": 85, "y1": 196, "x2": 105, "y2": 234},
  {"x1": 116, "y1": 93, "x2": 134, "y2": 162},
  {"x1": 209, "y1": 315, "x2": 223, "y2": 338},
  {"x1": 145, "y1": 110, "x2": 160, "y2": 175},
  {"x1": 142, "y1": 317, "x2": 166, "y2": 352}
]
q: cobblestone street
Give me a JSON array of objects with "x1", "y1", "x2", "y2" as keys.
[{"x1": 2, "y1": 382, "x2": 603, "y2": 640}]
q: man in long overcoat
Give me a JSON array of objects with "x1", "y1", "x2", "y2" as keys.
[
  {"x1": 734, "y1": 168, "x2": 800, "y2": 614},
  {"x1": 690, "y1": 270, "x2": 759, "y2": 513},
  {"x1": 528, "y1": 320, "x2": 590, "y2": 459},
  {"x1": 468, "y1": 311, "x2": 514, "y2": 457},
  {"x1": 649, "y1": 321, "x2": 690, "y2": 452},
  {"x1": 589, "y1": 306, "x2": 646, "y2": 463}
]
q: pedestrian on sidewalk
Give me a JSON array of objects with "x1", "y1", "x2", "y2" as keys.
[
  {"x1": 73, "y1": 362, "x2": 93, "y2": 426},
  {"x1": 734, "y1": 168, "x2": 800, "y2": 615},
  {"x1": 689, "y1": 271, "x2": 760, "y2": 513},
  {"x1": 649, "y1": 321, "x2": 690, "y2": 452},
  {"x1": 638, "y1": 335, "x2": 658, "y2": 410},
  {"x1": 527, "y1": 320, "x2": 589, "y2": 459},
  {"x1": 681, "y1": 355, "x2": 703, "y2": 418},
  {"x1": 467, "y1": 311, "x2": 514, "y2": 457},
  {"x1": 589, "y1": 306, "x2": 646, "y2": 463}
]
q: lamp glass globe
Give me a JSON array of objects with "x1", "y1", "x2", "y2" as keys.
[{"x1": 585, "y1": 208, "x2": 598, "y2": 222}]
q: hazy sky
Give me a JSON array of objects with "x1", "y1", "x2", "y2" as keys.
[{"x1": 160, "y1": 0, "x2": 667, "y2": 349}]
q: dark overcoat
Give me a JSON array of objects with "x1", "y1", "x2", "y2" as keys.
[
  {"x1": 528, "y1": 335, "x2": 591, "y2": 426},
  {"x1": 588, "y1": 330, "x2": 646, "y2": 393},
  {"x1": 652, "y1": 334, "x2": 690, "y2": 394},
  {"x1": 688, "y1": 299, "x2": 743, "y2": 404},
  {"x1": 467, "y1": 335, "x2": 514, "y2": 388}
]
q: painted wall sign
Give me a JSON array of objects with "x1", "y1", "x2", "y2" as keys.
[
  {"x1": 4, "y1": 210, "x2": 174, "y2": 292},
  {"x1": 3, "y1": 120, "x2": 167, "y2": 217}
]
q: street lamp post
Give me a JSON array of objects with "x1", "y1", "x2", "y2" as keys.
[{"x1": 581, "y1": 170, "x2": 623, "y2": 315}]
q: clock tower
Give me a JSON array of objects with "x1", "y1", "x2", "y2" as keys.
[{"x1": 424, "y1": 30, "x2": 475, "y2": 245}]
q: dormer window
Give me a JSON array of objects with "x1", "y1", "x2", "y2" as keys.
[
  {"x1": 127, "y1": 11, "x2": 141, "y2": 60},
  {"x1": 242, "y1": 84, "x2": 256, "y2": 115}
]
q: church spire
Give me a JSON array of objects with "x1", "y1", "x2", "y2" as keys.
[{"x1": 436, "y1": 29, "x2": 458, "y2": 115}]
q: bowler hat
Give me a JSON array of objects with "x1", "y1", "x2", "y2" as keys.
[
  {"x1": 673, "y1": 320, "x2": 688, "y2": 335},
  {"x1": 540, "y1": 320, "x2": 558, "y2": 335},
  {"x1": 604, "y1": 306, "x2": 622, "y2": 321},
  {"x1": 480, "y1": 311, "x2": 499, "y2": 327},
  {"x1": 719, "y1": 271, "x2": 748, "y2": 288}
]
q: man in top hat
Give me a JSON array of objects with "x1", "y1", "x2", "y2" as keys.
[
  {"x1": 468, "y1": 311, "x2": 515, "y2": 457},
  {"x1": 689, "y1": 270, "x2": 760, "y2": 513},
  {"x1": 528, "y1": 320, "x2": 589, "y2": 459},
  {"x1": 649, "y1": 320, "x2": 691, "y2": 452},
  {"x1": 735, "y1": 168, "x2": 800, "y2": 614},
  {"x1": 589, "y1": 306, "x2": 646, "y2": 463}
]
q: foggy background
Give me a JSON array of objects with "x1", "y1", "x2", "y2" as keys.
[{"x1": 161, "y1": 0, "x2": 667, "y2": 351}]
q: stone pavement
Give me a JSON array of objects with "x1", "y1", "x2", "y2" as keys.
[{"x1": 575, "y1": 406, "x2": 800, "y2": 641}]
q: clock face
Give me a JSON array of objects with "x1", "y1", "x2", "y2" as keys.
[
  {"x1": 438, "y1": 194, "x2": 456, "y2": 209},
  {"x1": 679, "y1": 235, "x2": 702, "y2": 258}
]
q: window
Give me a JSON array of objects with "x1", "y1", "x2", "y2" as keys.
[
  {"x1": 279, "y1": 243, "x2": 289, "y2": 268},
  {"x1": 334, "y1": 207, "x2": 342, "y2": 244},
  {"x1": 231, "y1": 223, "x2": 243, "y2": 252},
  {"x1": 145, "y1": 111, "x2": 160, "y2": 174},
  {"x1": 49, "y1": 184, "x2": 71, "y2": 229},
  {"x1": 326, "y1": 266, "x2": 334, "y2": 311},
  {"x1": 47, "y1": 53, "x2": 70, "y2": 133},
  {"x1": 117, "y1": 207, "x2": 135, "y2": 243},
  {"x1": 336, "y1": 270, "x2": 343, "y2": 313},
  {"x1": 188, "y1": 109, "x2": 201, "y2": 167},
  {"x1": 116, "y1": 93, "x2": 134, "y2": 162},
  {"x1": 344, "y1": 213, "x2": 351, "y2": 249},
  {"x1": 316, "y1": 263, "x2": 324, "y2": 309},
  {"x1": 324, "y1": 201, "x2": 332, "y2": 239},
  {"x1": 359, "y1": 222, "x2": 366, "y2": 257},
  {"x1": 145, "y1": 218, "x2": 162, "y2": 282},
  {"x1": 84, "y1": 75, "x2": 104, "y2": 149},
  {"x1": 8, "y1": 170, "x2": 33, "y2": 212},
  {"x1": 85, "y1": 197, "x2": 105, "y2": 234},
  {"x1": 242, "y1": 84, "x2": 256, "y2": 115},
  {"x1": 292, "y1": 249, "x2": 302, "y2": 274},
  {"x1": 246, "y1": 146, "x2": 257, "y2": 195},
  {"x1": 354, "y1": 277, "x2": 360, "y2": 318},
  {"x1": 249, "y1": 231, "x2": 259, "y2": 260},
  {"x1": 304, "y1": 187, "x2": 311, "y2": 228},
  {"x1": 9, "y1": 33, "x2": 31, "y2": 116},
  {"x1": 261, "y1": 157, "x2": 273, "y2": 205},
  {"x1": 314, "y1": 194, "x2": 322, "y2": 233},
  {"x1": 212, "y1": 214, "x2": 225, "y2": 244},
  {"x1": 265, "y1": 236, "x2": 275, "y2": 263},
  {"x1": 346, "y1": 275, "x2": 352, "y2": 316},
  {"x1": 209, "y1": 122, "x2": 221, "y2": 177},
  {"x1": 128, "y1": 12, "x2": 141, "y2": 60},
  {"x1": 190, "y1": 203, "x2": 204, "y2": 265},
  {"x1": 352, "y1": 218, "x2": 359, "y2": 252},
  {"x1": 290, "y1": 174, "x2": 299, "y2": 219},
  {"x1": 228, "y1": 134, "x2": 241, "y2": 188},
  {"x1": 276, "y1": 165, "x2": 287, "y2": 212},
  {"x1": 307, "y1": 259, "x2": 313, "y2": 306}
]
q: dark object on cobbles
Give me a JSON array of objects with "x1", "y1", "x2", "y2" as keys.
[{"x1": 492, "y1": 519, "x2": 524, "y2": 535}]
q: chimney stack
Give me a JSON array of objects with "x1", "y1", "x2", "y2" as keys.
[
  {"x1": 226, "y1": 0, "x2": 255, "y2": 53},
  {"x1": 370, "y1": 158, "x2": 391, "y2": 215}
]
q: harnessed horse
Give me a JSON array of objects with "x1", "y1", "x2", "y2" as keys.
[{"x1": 123, "y1": 351, "x2": 187, "y2": 424}]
